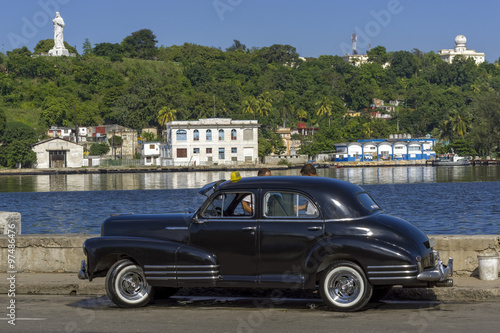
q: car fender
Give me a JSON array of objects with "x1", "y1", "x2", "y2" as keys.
[
  {"x1": 84, "y1": 236, "x2": 218, "y2": 285},
  {"x1": 302, "y1": 236, "x2": 416, "y2": 288}
]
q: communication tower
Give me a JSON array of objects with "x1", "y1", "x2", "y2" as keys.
[{"x1": 352, "y1": 32, "x2": 358, "y2": 55}]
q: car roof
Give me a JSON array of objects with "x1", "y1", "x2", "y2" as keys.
[
  {"x1": 214, "y1": 176, "x2": 377, "y2": 219},
  {"x1": 218, "y1": 175, "x2": 364, "y2": 194}
]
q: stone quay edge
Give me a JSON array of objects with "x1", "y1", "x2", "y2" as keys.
[{"x1": 0, "y1": 234, "x2": 499, "y2": 303}]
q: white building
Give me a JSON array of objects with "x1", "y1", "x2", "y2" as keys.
[
  {"x1": 32, "y1": 137, "x2": 84, "y2": 168},
  {"x1": 342, "y1": 54, "x2": 370, "y2": 66},
  {"x1": 334, "y1": 138, "x2": 436, "y2": 162},
  {"x1": 141, "y1": 142, "x2": 161, "y2": 166},
  {"x1": 160, "y1": 118, "x2": 260, "y2": 166},
  {"x1": 437, "y1": 35, "x2": 485, "y2": 64}
]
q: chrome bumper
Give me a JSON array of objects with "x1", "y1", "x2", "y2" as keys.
[
  {"x1": 417, "y1": 254, "x2": 453, "y2": 285},
  {"x1": 78, "y1": 260, "x2": 89, "y2": 280}
]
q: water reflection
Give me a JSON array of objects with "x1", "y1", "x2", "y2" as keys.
[{"x1": 1, "y1": 166, "x2": 499, "y2": 192}]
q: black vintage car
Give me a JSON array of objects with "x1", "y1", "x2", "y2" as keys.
[{"x1": 78, "y1": 176, "x2": 453, "y2": 312}]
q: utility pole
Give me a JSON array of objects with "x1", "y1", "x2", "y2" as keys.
[{"x1": 74, "y1": 103, "x2": 78, "y2": 143}]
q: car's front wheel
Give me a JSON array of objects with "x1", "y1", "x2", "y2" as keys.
[
  {"x1": 105, "y1": 259, "x2": 153, "y2": 308},
  {"x1": 319, "y1": 261, "x2": 372, "y2": 312}
]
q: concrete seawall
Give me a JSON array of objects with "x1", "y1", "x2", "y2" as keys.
[{"x1": 0, "y1": 234, "x2": 499, "y2": 276}]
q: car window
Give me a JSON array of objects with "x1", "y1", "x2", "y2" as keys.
[
  {"x1": 201, "y1": 192, "x2": 254, "y2": 218},
  {"x1": 357, "y1": 192, "x2": 381, "y2": 212},
  {"x1": 264, "y1": 191, "x2": 318, "y2": 218}
]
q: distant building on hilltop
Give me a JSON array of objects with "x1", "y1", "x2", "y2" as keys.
[{"x1": 437, "y1": 35, "x2": 485, "y2": 64}]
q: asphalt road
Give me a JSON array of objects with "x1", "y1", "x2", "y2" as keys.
[{"x1": 1, "y1": 294, "x2": 498, "y2": 333}]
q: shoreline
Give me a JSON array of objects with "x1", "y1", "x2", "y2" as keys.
[{"x1": 0, "y1": 160, "x2": 435, "y2": 176}]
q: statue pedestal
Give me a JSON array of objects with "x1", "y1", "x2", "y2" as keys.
[{"x1": 48, "y1": 48, "x2": 70, "y2": 57}]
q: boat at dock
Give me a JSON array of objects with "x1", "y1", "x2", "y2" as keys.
[{"x1": 432, "y1": 153, "x2": 470, "y2": 166}]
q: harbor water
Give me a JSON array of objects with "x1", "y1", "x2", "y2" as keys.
[{"x1": 0, "y1": 166, "x2": 499, "y2": 235}]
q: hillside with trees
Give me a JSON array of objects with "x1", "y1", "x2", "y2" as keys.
[{"x1": 0, "y1": 29, "x2": 499, "y2": 167}]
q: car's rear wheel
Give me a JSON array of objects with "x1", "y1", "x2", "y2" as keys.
[
  {"x1": 105, "y1": 259, "x2": 152, "y2": 308},
  {"x1": 319, "y1": 261, "x2": 372, "y2": 312}
]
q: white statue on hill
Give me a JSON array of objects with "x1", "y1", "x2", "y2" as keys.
[{"x1": 48, "y1": 12, "x2": 70, "y2": 57}]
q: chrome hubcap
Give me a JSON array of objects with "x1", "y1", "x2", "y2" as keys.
[
  {"x1": 328, "y1": 270, "x2": 361, "y2": 304},
  {"x1": 119, "y1": 271, "x2": 147, "y2": 300}
]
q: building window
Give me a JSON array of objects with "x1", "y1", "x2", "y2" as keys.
[
  {"x1": 193, "y1": 148, "x2": 200, "y2": 154},
  {"x1": 231, "y1": 129, "x2": 237, "y2": 140},
  {"x1": 219, "y1": 148, "x2": 225, "y2": 160},
  {"x1": 206, "y1": 148, "x2": 212, "y2": 154},
  {"x1": 408, "y1": 146, "x2": 420, "y2": 152},
  {"x1": 243, "y1": 129, "x2": 253, "y2": 141},
  {"x1": 149, "y1": 144, "x2": 155, "y2": 149},
  {"x1": 176, "y1": 130, "x2": 187, "y2": 141},
  {"x1": 206, "y1": 129, "x2": 212, "y2": 141},
  {"x1": 219, "y1": 129, "x2": 224, "y2": 141},
  {"x1": 231, "y1": 147, "x2": 237, "y2": 154},
  {"x1": 177, "y1": 148, "x2": 187, "y2": 158},
  {"x1": 193, "y1": 130, "x2": 199, "y2": 141}
]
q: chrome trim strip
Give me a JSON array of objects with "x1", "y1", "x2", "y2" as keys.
[
  {"x1": 368, "y1": 270, "x2": 418, "y2": 275},
  {"x1": 176, "y1": 271, "x2": 219, "y2": 275},
  {"x1": 145, "y1": 277, "x2": 176, "y2": 280},
  {"x1": 177, "y1": 276, "x2": 219, "y2": 280},
  {"x1": 144, "y1": 265, "x2": 219, "y2": 269},
  {"x1": 369, "y1": 276, "x2": 416, "y2": 280},
  {"x1": 164, "y1": 227, "x2": 189, "y2": 230},
  {"x1": 367, "y1": 265, "x2": 416, "y2": 269}
]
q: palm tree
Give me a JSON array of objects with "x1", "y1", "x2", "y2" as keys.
[
  {"x1": 242, "y1": 96, "x2": 259, "y2": 119},
  {"x1": 316, "y1": 97, "x2": 333, "y2": 126},
  {"x1": 437, "y1": 118, "x2": 453, "y2": 144},
  {"x1": 157, "y1": 106, "x2": 177, "y2": 128},
  {"x1": 257, "y1": 92, "x2": 273, "y2": 117},
  {"x1": 297, "y1": 109, "x2": 308, "y2": 122},
  {"x1": 450, "y1": 112, "x2": 469, "y2": 139}
]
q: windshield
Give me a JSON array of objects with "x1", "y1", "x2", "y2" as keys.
[{"x1": 198, "y1": 180, "x2": 226, "y2": 197}]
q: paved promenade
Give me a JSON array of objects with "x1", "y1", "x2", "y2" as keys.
[{"x1": 1, "y1": 273, "x2": 499, "y2": 302}]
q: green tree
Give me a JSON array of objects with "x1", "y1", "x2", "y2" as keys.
[
  {"x1": 0, "y1": 107, "x2": 6, "y2": 138},
  {"x1": 0, "y1": 122, "x2": 38, "y2": 168},
  {"x1": 470, "y1": 92, "x2": 500, "y2": 157},
  {"x1": 226, "y1": 40, "x2": 246, "y2": 52},
  {"x1": 367, "y1": 45, "x2": 389, "y2": 65},
  {"x1": 121, "y1": 29, "x2": 158, "y2": 60},
  {"x1": 34, "y1": 39, "x2": 78, "y2": 55},
  {"x1": 157, "y1": 106, "x2": 177, "y2": 128},
  {"x1": 89, "y1": 142, "x2": 110, "y2": 156},
  {"x1": 93, "y1": 42, "x2": 123, "y2": 61},
  {"x1": 82, "y1": 38, "x2": 93, "y2": 56},
  {"x1": 390, "y1": 51, "x2": 417, "y2": 78},
  {"x1": 316, "y1": 96, "x2": 333, "y2": 126},
  {"x1": 242, "y1": 96, "x2": 259, "y2": 119}
]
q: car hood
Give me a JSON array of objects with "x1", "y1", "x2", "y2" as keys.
[{"x1": 101, "y1": 213, "x2": 193, "y2": 243}]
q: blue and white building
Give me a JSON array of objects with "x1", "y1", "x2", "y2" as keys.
[{"x1": 334, "y1": 137, "x2": 436, "y2": 162}]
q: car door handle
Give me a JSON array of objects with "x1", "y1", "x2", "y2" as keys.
[
  {"x1": 242, "y1": 226, "x2": 257, "y2": 231},
  {"x1": 307, "y1": 226, "x2": 323, "y2": 231}
]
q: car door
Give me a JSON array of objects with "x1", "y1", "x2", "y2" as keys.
[
  {"x1": 190, "y1": 191, "x2": 258, "y2": 285},
  {"x1": 258, "y1": 190, "x2": 324, "y2": 288}
]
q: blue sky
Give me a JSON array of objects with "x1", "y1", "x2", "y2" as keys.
[{"x1": 1, "y1": 0, "x2": 498, "y2": 62}]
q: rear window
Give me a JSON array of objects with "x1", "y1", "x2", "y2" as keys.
[{"x1": 357, "y1": 193, "x2": 381, "y2": 212}]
